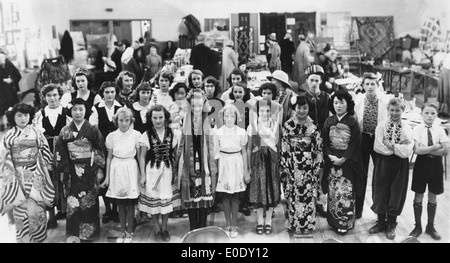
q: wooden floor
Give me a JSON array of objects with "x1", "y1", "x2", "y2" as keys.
[{"x1": 1, "y1": 157, "x2": 449, "y2": 243}]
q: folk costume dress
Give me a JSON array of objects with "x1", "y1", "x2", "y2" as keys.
[
  {"x1": 178, "y1": 111, "x2": 217, "y2": 209},
  {"x1": 280, "y1": 116, "x2": 323, "y2": 233},
  {"x1": 322, "y1": 113, "x2": 364, "y2": 231},
  {"x1": 55, "y1": 120, "x2": 106, "y2": 241},
  {"x1": 130, "y1": 101, "x2": 152, "y2": 134},
  {"x1": 138, "y1": 126, "x2": 180, "y2": 215},
  {"x1": 247, "y1": 117, "x2": 282, "y2": 209},
  {"x1": 34, "y1": 105, "x2": 71, "y2": 214},
  {"x1": 0, "y1": 125, "x2": 55, "y2": 242},
  {"x1": 372, "y1": 118, "x2": 413, "y2": 216}
]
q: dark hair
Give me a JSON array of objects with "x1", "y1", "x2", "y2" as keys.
[
  {"x1": 188, "y1": 69, "x2": 204, "y2": 90},
  {"x1": 146, "y1": 104, "x2": 172, "y2": 128},
  {"x1": 115, "y1": 70, "x2": 136, "y2": 89},
  {"x1": 362, "y1": 72, "x2": 379, "y2": 86},
  {"x1": 258, "y1": 82, "x2": 278, "y2": 100},
  {"x1": 229, "y1": 82, "x2": 251, "y2": 102},
  {"x1": 169, "y1": 82, "x2": 189, "y2": 101},
  {"x1": 226, "y1": 68, "x2": 247, "y2": 86},
  {"x1": 71, "y1": 67, "x2": 95, "y2": 90},
  {"x1": 134, "y1": 82, "x2": 153, "y2": 102},
  {"x1": 290, "y1": 94, "x2": 312, "y2": 110},
  {"x1": 6, "y1": 103, "x2": 36, "y2": 127},
  {"x1": 238, "y1": 59, "x2": 247, "y2": 67},
  {"x1": 328, "y1": 90, "x2": 355, "y2": 115},
  {"x1": 98, "y1": 81, "x2": 120, "y2": 98},
  {"x1": 203, "y1": 76, "x2": 220, "y2": 98},
  {"x1": 421, "y1": 102, "x2": 438, "y2": 112},
  {"x1": 68, "y1": 98, "x2": 92, "y2": 120},
  {"x1": 41, "y1": 83, "x2": 64, "y2": 98},
  {"x1": 20, "y1": 88, "x2": 41, "y2": 109},
  {"x1": 255, "y1": 99, "x2": 272, "y2": 118},
  {"x1": 158, "y1": 70, "x2": 174, "y2": 86}
]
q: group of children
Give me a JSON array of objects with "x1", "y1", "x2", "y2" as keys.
[{"x1": 0, "y1": 62, "x2": 447, "y2": 243}]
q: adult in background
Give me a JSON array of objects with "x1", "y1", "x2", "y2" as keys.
[
  {"x1": 292, "y1": 34, "x2": 311, "y2": 89},
  {"x1": 143, "y1": 46, "x2": 162, "y2": 83},
  {"x1": 162, "y1": 41, "x2": 177, "y2": 62},
  {"x1": 221, "y1": 40, "x2": 238, "y2": 94},
  {"x1": 121, "y1": 41, "x2": 142, "y2": 86},
  {"x1": 0, "y1": 50, "x2": 21, "y2": 131},
  {"x1": 110, "y1": 40, "x2": 126, "y2": 75},
  {"x1": 318, "y1": 44, "x2": 340, "y2": 94},
  {"x1": 268, "y1": 34, "x2": 281, "y2": 73},
  {"x1": 190, "y1": 34, "x2": 218, "y2": 79},
  {"x1": 279, "y1": 33, "x2": 295, "y2": 77}
]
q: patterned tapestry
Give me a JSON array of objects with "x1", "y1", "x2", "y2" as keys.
[
  {"x1": 234, "y1": 27, "x2": 253, "y2": 62},
  {"x1": 419, "y1": 17, "x2": 443, "y2": 52},
  {"x1": 355, "y1": 16, "x2": 394, "y2": 59}
]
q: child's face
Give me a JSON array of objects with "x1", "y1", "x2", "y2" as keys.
[
  {"x1": 233, "y1": 86, "x2": 245, "y2": 100},
  {"x1": 103, "y1": 87, "x2": 116, "y2": 103},
  {"x1": 204, "y1": 82, "x2": 216, "y2": 98},
  {"x1": 117, "y1": 114, "x2": 131, "y2": 133},
  {"x1": 45, "y1": 88, "x2": 61, "y2": 109},
  {"x1": 388, "y1": 104, "x2": 403, "y2": 121},
  {"x1": 175, "y1": 88, "x2": 187, "y2": 101},
  {"x1": 261, "y1": 89, "x2": 273, "y2": 100},
  {"x1": 75, "y1": 75, "x2": 88, "y2": 90},
  {"x1": 231, "y1": 74, "x2": 242, "y2": 86},
  {"x1": 223, "y1": 109, "x2": 236, "y2": 127},
  {"x1": 258, "y1": 105, "x2": 271, "y2": 122},
  {"x1": 295, "y1": 103, "x2": 309, "y2": 120},
  {"x1": 71, "y1": 104, "x2": 86, "y2": 123},
  {"x1": 139, "y1": 90, "x2": 152, "y2": 104},
  {"x1": 14, "y1": 112, "x2": 30, "y2": 129},
  {"x1": 191, "y1": 73, "x2": 203, "y2": 89},
  {"x1": 151, "y1": 110, "x2": 166, "y2": 129},
  {"x1": 159, "y1": 77, "x2": 171, "y2": 93},
  {"x1": 333, "y1": 97, "x2": 348, "y2": 116},
  {"x1": 307, "y1": 74, "x2": 321, "y2": 91},
  {"x1": 122, "y1": 75, "x2": 134, "y2": 91},
  {"x1": 422, "y1": 106, "x2": 437, "y2": 126}
]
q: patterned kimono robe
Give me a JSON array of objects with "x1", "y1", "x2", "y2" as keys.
[
  {"x1": 0, "y1": 125, "x2": 54, "y2": 242},
  {"x1": 322, "y1": 114, "x2": 364, "y2": 231},
  {"x1": 55, "y1": 121, "x2": 106, "y2": 241},
  {"x1": 280, "y1": 117, "x2": 323, "y2": 233}
]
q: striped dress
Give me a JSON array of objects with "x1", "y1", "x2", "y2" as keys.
[{"x1": 0, "y1": 125, "x2": 54, "y2": 242}]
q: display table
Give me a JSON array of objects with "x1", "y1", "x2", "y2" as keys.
[
  {"x1": 247, "y1": 70, "x2": 271, "y2": 96},
  {"x1": 409, "y1": 68, "x2": 440, "y2": 102}
]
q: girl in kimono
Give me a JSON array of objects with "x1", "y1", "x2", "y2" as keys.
[
  {"x1": 280, "y1": 95, "x2": 323, "y2": 237},
  {"x1": 178, "y1": 90, "x2": 217, "y2": 230},
  {"x1": 369, "y1": 98, "x2": 413, "y2": 240},
  {"x1": 0, "y1": 103, "x2": 54, "y2": 242},
  {"x1": 34, "y1": 83, "x2": 72, "y2": 229},
  {"x1": 214, "y1": 104, "x2": 250, "y2": 238},
  {"x1": 101, "y1": 107, "x2": 141, "y2": 243},
  {"x1": 322, "y1": 90, "x2": 364, "y2": 235},
  {"x1": 55, "y1": 98, "x2": 106, "y2": 241},
  {"x1": 138, "y1": 105, "x2": 180, "y2": 242},
  {"x1": 89, "y1": 81, "x2": 123, "y2": 224},
  {"x1": 247, "y1": 99, "x2": 282, "y2": 235}
]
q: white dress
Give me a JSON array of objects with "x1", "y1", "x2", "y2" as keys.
[
  {"x1": 214, "y1": 125, "x2": 248, "y2": 194},
  {"x1": 105, "y1": 128, "x2": 141, "y2": 199}
]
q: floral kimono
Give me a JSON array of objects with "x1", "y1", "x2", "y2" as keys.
[
  {"x1": 55, "y1": 121, "x2": 106, "y2": 241},
  {"x1": 280, "y1": 117, "x2": 323, "y2": 233},
  {"x1": 0, "y1": 125, "x2": 54, "y2": 242},
  {"x1": 322, "y1": 114, "x2": 364, "y2": 231}
]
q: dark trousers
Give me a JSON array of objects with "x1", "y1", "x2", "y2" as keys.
[{"x1": 356, "y1": 133, "x2": 378, "y2": 216}]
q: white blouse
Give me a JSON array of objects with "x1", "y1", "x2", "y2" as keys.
[
  {"x1": 214, "y1": 125, "x2": 248, "y2": 159},
  {"x1": 105, "y1": 128, "x2": 141, "y2": 159}
]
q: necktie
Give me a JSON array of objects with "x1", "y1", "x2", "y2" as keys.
[{"x1": 427, "y1": 126, "x2": 433, "y2": 146}]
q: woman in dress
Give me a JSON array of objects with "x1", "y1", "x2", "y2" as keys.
[
  {"x1": 280, "y1": 95, "x2": 323, "y2": 237},
  {"x1": 0, "y1": 103, "x2": 54, "y2": 242},
  {"x1": 55, "y1": 98, "x2": 106, "y2": 241},
  {"x1": 322, "y1": 90, "x2": 364, "y2": 235},
  {"x1": 247, "y1": 99, "x2": 282, "y2": 235}
]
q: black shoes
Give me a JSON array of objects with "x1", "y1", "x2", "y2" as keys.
[
  {"x1": 102, "y1": 212, "x2": 112, "y2": 224},
  {"x1": 162, "y1": 230, "x2": 171, "y2": 242},
  {"x1": 386, "y1": 223, "x2": 397, "y2": 240},
  {"x1": 409, "y1": 224, "x2": 422, "y2": 238},
  {"x1": 47, "y1": 219, "x2": 58, "y2": 229},
  {"x1": 55, "y1": 211, "x2": 67, "y2": 220},
  {"x1": 369, "y1": 221, "x2": 386, "y2": 234},
  {"x1": 425, "y1": 225, "x2": 441, "y2": 240}
]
